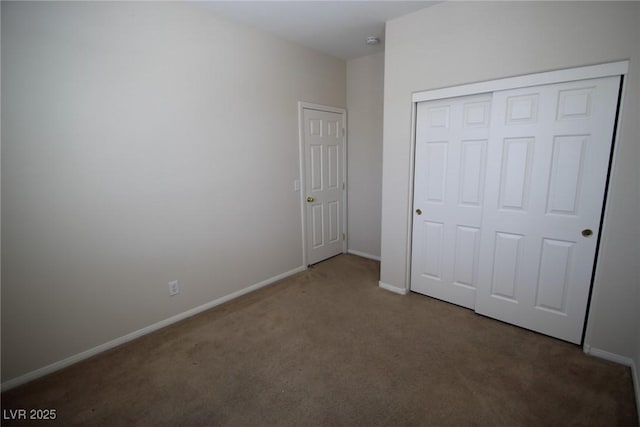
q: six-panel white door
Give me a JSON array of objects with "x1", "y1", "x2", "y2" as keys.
[
  {"x1": 303, "y1": 108, "x2": 345, "y2": 265},
  {"x1": 475, "y1": 76, "x2": 620, "y2": 343},
  {"x1": 411, "y1": 94, "x2": 492, "y2": 309}
]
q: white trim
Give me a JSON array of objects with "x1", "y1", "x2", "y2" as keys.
[
  {"x1": 347, "y1": 249, "x2": 380, "y2": 262},
  {"x1": 584, "y1": 345, "x2": 634, "y2": 366},
  {"x1": 406, "y1": 101, "x2": 418, "y2": 291},
  {"x1": 582, "y1": 72, "x2": 628, "y2": 349},
  {"x1": 1, "y1": 265, "x2": 306, "y2": 392},
  {"x1": 412, "y1": 61, "x2": 629, "y2": 103},
  {"x1": 584, "y1": 346, "x2": 640, "y2": 422},
  {"x1": 298, "y1": 101, "x2": 348, "y2": 266},
  {"x1": 634, "y1": 361, "x2": 640, "y2": 423},
  {"x1": 299, "y1": 101, "x2": 346, "y2": 115},
  {"x1": 379, "y1": 281, "x2": 409, "y2": 295},
  {"x1": 298, "y1": 104, "x2": 308, "y2": 265}
]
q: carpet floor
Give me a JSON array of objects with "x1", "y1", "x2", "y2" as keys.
[{"x1": 2, "y1": 254, "x2": 638, "y2": 426}]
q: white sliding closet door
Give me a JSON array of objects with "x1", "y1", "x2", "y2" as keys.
[
  {"x1": 411, "y1": 94, "x2": 491, "y2": 309},
  {"x1": 411, "y1": 75, "x2": 620, "y2": 344},
  {"x1": 475, "y1": 76, "x2": 620, "y2": 344}
]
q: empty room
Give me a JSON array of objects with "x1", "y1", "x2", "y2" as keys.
[{"x1": 1, "y1": 1, "x2": 639, "y2": 425}]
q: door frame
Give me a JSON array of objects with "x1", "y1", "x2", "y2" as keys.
[
  {"x1": 297, "y1": 102, "x2": 348, "y2": 267},
  {"x1": 407, "y1": 61, "x2": 628, "y2": 348}
]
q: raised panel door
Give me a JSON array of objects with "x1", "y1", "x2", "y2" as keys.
[
  {"x1": 411, "y1": 94, "x2": 491, "y2": 309},
  {"x1": 475, "y1": 76, "x2": 620, "y2": 343},
  {"x1": 303, "y1": 109, "x2": 345, "y2": 265}
]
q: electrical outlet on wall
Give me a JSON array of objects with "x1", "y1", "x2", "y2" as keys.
[{"x1": 168, "y1": 280, "x2": 179, "y2": 296}]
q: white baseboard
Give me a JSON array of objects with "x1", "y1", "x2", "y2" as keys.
[
  {"x1": 1, "y1": 265, "x2": 306, "y2": 392},
  {"x1": 584, "y1": 345, "x2": 640, "y2": 421},
  {"x1": 347, "y1": 249, "x2": 381, "y2": 261},
  {"x1": 583, "y1": 345, "x2": 634, "y2": 366},
  {"x1": 378, "y1": 281, "x2": 409, "y2": 295},
  {"x1": 633, "y1": 360, "x2": 640, "y2": 423}
]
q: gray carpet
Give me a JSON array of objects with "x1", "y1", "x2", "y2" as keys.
[{"x1": 2, "y1": 254, "x2": 637, "y2": 426}]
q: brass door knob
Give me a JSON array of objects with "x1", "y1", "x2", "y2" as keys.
[
  {"x1": 416, "y1": 209, "x2": 422, "y2": 215},
  {"x1": 582, "y1": 229, "x2": 593, "y2": 237},
  {"x1": 307, "y1": 196, "x2": 315, "y2": 203}
]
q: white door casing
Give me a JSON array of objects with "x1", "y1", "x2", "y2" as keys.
[
  {"x1": 411, "y1": 93, "x2": 492, "y2": 309},
  {"x1": 410, "y1": 74, "x2": 621, "y2": 344},
  {"x1": 300, "y1": 105, "x2": 346, "y2": 265},
  {"x1": 475, "y1": 76, "x2": 620, "y2": 344}
]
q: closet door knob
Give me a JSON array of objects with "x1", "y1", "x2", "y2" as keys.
[{"x1": 416, "y1": 209, "x2": 422, "y2": 215}]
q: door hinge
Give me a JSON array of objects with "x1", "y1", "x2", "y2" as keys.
[
  {"x1": 342, "y1": 182, "x2": 346, "y2": 190},
  {"x1": 342, "y1": 127, "x2": 346, "y2": 136},
  {"x1": 342, "y1": 233, "x2": 346, "y2": 241}
]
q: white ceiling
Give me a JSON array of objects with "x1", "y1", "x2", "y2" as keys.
[{"x1": 199, "y1": 1, "x2": 439, "y2": 60}]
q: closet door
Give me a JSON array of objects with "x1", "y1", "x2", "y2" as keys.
[
  {"x1": 475, "y1": 76, "x2": 620, "y2": 343},
  {"x1": 411, "y1": 94, "x2": 491, "y2": 309}
]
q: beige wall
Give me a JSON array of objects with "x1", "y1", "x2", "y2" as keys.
[
  {"x1": 1, "y1": 2, "x2": 346, "y2": 383},
  {"x1": 346, "y1": 52, "x2": 384, "y2": 259},
  {"x1": 381, "y1": 0, "x2": 639, "y2": 369}
]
